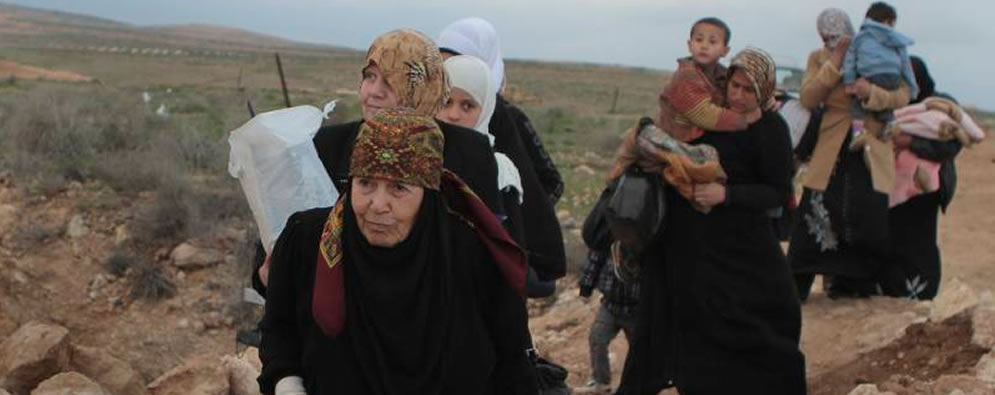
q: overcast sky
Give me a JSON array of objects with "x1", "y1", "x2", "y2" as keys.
[{"x1": 9, "y1": 0, "x2": 993, "y2": 110}]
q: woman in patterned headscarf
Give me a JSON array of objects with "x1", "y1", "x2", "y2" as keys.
[
  {"x1": 788, "y1": 8, "x2": 913, "y2": 301},
  {"x1": 258, "y1": 108, "x2": 538, "y2": 395},
  {"x1": 254, "y1": 29, "x2": 506, "y2": 294},
  {"x1": 618, "y1": 47, "x2": 807, "y2": 395},
  {"x1": 312, "y1": 29, "x2": 502, "y2": 214}
]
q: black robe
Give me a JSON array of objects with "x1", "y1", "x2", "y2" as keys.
[
  {"x1": 313, "y1": 120, "x2": 503, "y2": 215},
  {"x1": 488, "y1": 97, "x2": 567, "y2": 282},
  {"x1": 618, "y1": 112, "x2": 806, "y2": 395},
  {"x1": 788, "y1": 128, "x2": 891, "y2": 298},
  {"x1": 257, "y1": 206, "x2": 538, "y2": 394},
  {"x1": 877, "y1": 90, "x2": 962, "y2": 300},
  {"x1": 494, "y1": 96, "x2": 564, "y2": 204}
]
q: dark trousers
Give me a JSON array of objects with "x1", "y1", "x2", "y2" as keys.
[{"x1": 588, "y1": 303, "x2": 637, "y2": 384}]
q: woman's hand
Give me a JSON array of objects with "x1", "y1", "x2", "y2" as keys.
[
  {"x1": 693, "y1": 183, "x2": 726, "y2": 208},
  {"x1": 829, "y1": 36, "x2": 851, "y2": 69},
  {"x1": 845, "y1": 78, "x2": 872, "y2": 100}
]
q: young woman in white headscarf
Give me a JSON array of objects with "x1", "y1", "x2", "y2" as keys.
[
  {"x1": 438, "y1": 18, "x2": 567, "y2": 284},
  {"x1": 439, "y1": 55, "x2": 555, "y2": 297}
]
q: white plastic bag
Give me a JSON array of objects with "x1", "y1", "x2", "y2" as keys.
[
  {"x1": 228, "y1": 101, "x2": 339, "y2": 253},
  {"x1": 778, "y1": 98, "x2": 812, "y2": 149}
]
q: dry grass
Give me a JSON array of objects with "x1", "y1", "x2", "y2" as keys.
[{"x1": 0, "y1": 28, "x2": 674, "y2": 275}]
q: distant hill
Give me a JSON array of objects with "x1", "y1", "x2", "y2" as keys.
[{"x1": 0, "y1": 2, "x2": 356, "y2": 56}]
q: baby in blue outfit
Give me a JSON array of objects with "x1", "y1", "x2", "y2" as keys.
[{"x1": 843, "y1": 2, "x2": 918, "y2": 150}]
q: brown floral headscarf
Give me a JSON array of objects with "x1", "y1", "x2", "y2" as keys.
[
  {"x1": 364, "y1": 29, "x2": 450, "y2": 116},
  {"x1": 729, "y1": 47, "x2": 777, "y2": 110},
  {"x1": 350, "y1": 108, "x2": 444, "y2": 190}
]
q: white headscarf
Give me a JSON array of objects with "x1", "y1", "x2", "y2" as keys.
[
  {"x1": 438, "y1": 17, "x2": 506, "y2": 90},
  {"x1": 443, "y1": 55, "x2": 522, "y2": 203},
  {"x1": 817, "y1": 8, "x2": 855, "y2": 49},
  {"x1": 444, "y1": 55, "x2": 497, "y2": 136}
]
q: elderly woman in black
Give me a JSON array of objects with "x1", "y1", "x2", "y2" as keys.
[
  {"x1": 617, "y1": 48, "x2": 806, "y2": 395},
  {"x1": 257, "y1": 109, "x2": 538, "y2": 394}
]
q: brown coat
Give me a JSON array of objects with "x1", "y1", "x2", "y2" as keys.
[{"x1": 799, "y1": 48, "x2": 911, "y2": 194}]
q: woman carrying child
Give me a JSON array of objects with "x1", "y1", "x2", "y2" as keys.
[{"x1": 616, "y1": 47, "x2": 807, "y2": 395}]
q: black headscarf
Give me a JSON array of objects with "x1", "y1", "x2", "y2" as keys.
[
  {"x1": 910, "y1": 56, "x2": 936, "y2": 104},
  {"x1": 342, "y1": 190, "x2": 454, "y2": 394}
]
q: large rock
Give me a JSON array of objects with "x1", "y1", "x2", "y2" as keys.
[
  {"x1": 169, "y1": 243, "x2": 222, "y2": 270},
  {"x1": 146, "y1": 355, "x2": 228, "y2": 395},
  {"x1": 930, "y1": 278, "x2": 980, "y2": 322},
  {"x1": 0, "y1": 322, "x2": 71, "y2": 395},
  {"x1": 30, "y1": 372, "x2": 110, "y2": 395},
  {"x1": 847, "y1": 384, "x2": 895, "y2": 395},
  {"x1": 69, "y1": 345, "x2": 147, "y2": 395}
]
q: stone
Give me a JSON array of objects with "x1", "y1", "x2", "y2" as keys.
[
  {"x1": 0, "y1": 204, "x2": 16, "y2": 236},
  {"x1": 146, "y1": 355, "x2": 228, "y2": 395},
  {"x1": 556, "y1": 210, "x2": 570, "y2": 221},
  {"x1": 66, "y1": 215, "x2": 88, "y2": 239},
  {"x1": 113, "y1": 226, "x2": 130, "y2": 246},
  {"x1": 0, "y1": 322, "x2": 71, "y2": 395},
  {"x1": 222, "y1": 355, "x2": 260, "y2": 395},
  {"x1": 169, "y1": 243, "x2": 222, "y2": 270},
  {"x1": 975, "y1": 350, "x2": 995, "y2": 385},
  {"x1": 30, "y1": 372, "x2": 110, "y2": 395},
  {"x1": 971, "y1": 305, "x2": 995, "y2": 349},
  {"x1": 69, "y1": 345, "x2": 147, "y2": 395},
  {"x1": 846, "y1": 384, "x2": 895, "y2": 395},
  {"x1": 930, "y1": 278, "x2": 979, "y2": 322},
  {"x1": 574, "y1": 165, "x2": 596, "y2": 176},
  {"x1": 932, "y1": 374, "x2": 994, "y2": 395}
]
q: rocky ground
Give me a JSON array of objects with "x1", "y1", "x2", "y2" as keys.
[{"x1": 1, "y1": 123, "x2": 994, "y2": 394}]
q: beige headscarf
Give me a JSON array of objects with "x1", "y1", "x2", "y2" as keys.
[
  {"x1": 364, "y1": 29, "x2": 450, "y2": 116},
  {"x1": 729, "y1": 47, "x2": 777, "y2": 111}
]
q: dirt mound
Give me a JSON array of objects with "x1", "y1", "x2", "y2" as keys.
[
  {"x1": 811, "y1": 311, "x2": 989, "y2": 395},
  {"x1": 0, "y1": 60, "x2": 93, "y2": 82}
]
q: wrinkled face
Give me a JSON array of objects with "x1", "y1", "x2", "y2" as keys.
[
  {"x1": 726, "y1": 69, "x2": 759, "y2": 114},
  {"x1": 359, "y1": 63, "x2": 400, "y2": 121},
  {"x1": 437, "y1": 87, "x2": 482, "y2": 128},
  {"x1": 687, "y1": 23, "x2": 730, "y2": 66},
  {"x1": 350, "y1": 177, "x2": 424, "y2": 247}
]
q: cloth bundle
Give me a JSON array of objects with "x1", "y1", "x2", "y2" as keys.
[
  {"x1": 888, "y1": 98, "x2": 986, "y2": 207},
  {"x1": 611, "y1": 118, "x2": 726, "y2": 213}
]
